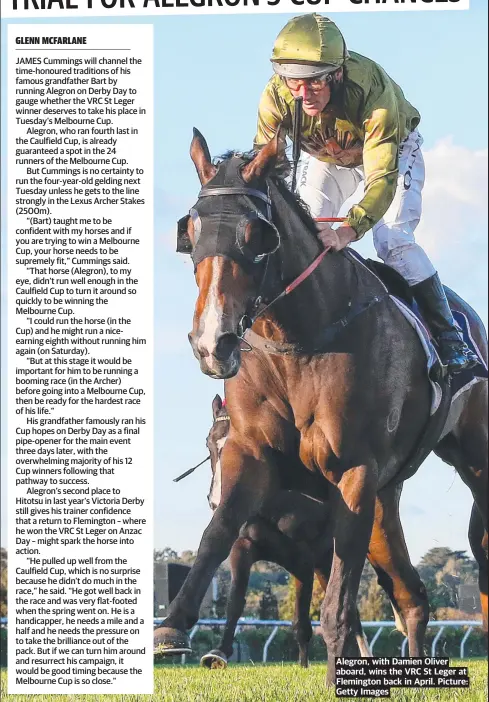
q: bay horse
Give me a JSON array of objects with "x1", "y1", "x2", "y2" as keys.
[
  {"x1": 200, "y1": 394, "x2": 423, "y2": 668},
  {"x1": 156, "y1": 130, "x2": 488, "y2": 682}
]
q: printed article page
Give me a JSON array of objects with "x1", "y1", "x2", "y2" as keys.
[
  {"x1": 1, "y1": 1, "x2": 487, "y2": 701},
  {"x1": 6, "y1": 20, "x2": 154, "y2": 696}
]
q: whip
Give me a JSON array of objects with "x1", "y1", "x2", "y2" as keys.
[{"x1": 291, "y1": 97, "x2": 303, "y2": 193}]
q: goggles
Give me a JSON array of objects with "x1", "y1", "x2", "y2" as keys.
[{"x1": 285, "y1": 73, "x2": 335, "y2": 92}]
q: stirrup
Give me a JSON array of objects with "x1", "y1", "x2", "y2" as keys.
[
  {"x1": 438, "y1": 341, "x2": 477, "y2": 375},
  {"x1": 461, "y1": 347, "x2": 479, "y2": 370}
]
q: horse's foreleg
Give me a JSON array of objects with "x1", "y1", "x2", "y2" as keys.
[
  {"x1": 367, "y1": 485, "x2": 429, "y2": 657},
  {"x1": 292, "y1": 572, "x2": 314, "y2": 668},
  {"x1": 159, "y1": 511, "x2": 239, "y2": 635},
  {"x1": 316, "y1": 550, "x2": 370, "y2": 657},
  {"x1": 216, "y1": 537, "x2": 256, "y2": 662},
  {"x1": 154, "y1": 442, "x2": 275, "y2": 654},
  {"x1": 243, "y1": 518, "x2": 315, "y2": 668},
  {"x1": 468, "y1": 502, "x2": 488, "y2": 645},
  {"x1": 320, "y1": 464, "x2": 376, "y2": 685}
]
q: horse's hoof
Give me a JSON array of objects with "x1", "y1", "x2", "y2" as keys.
[
  {"x1": 153, "y1": 627, "x2": 192, "y2": 657},
  {"x1": 200, "y1": 650, "x2": 228, "y2": 669}
]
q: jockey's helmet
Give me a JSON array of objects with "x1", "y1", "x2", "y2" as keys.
[{"x1": 271, "y1": 14, "x2": 349, "y2": 80}]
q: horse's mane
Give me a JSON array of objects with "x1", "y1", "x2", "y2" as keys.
[
  {"x1": 214, "y1": 150, "x2": 317, "y2": 232},
  {"x1": 214, "y1": 149, "x2": 254, "y2": 165}
]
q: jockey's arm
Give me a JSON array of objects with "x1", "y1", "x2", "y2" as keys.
[
  {"x1": 346, "y1": 86, "x2": 401, "y2": 240},
  {"x1": 253, "y1": 78, "x2": 402, "y2": 247}
]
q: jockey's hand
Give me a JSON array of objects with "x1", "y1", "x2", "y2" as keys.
[{"x1": 317, "y1": 224, "x2": 357, "y2": 251}]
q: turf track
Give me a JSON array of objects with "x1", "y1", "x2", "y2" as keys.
[{"x1": 2, "y1": 660, "x2": 487, "y2": 701}]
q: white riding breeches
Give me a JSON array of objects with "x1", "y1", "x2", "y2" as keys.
[{"x1": 296, "y1": 130, "x2": 436, "y2": 286}]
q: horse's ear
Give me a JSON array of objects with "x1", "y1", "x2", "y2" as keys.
[
  {"x1": 242, "y1": 128, "x2": 284, "y2": 183},
  {"x1": 190, "y1": 128, "x2": 217, "y2": 186},
  {"x1": 212, "y1": 394, "x2": 222, "y2": 419}
]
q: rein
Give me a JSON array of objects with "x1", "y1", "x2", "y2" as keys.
[
  {"x1": 240, "y1": 217, "x2": 350, "y2": 337},
  {"x1": 247, "y1": 242, "x2": 332, "y2": 323}
]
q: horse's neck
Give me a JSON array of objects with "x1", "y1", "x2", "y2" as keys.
[
  {"x1": 258, "y1": 234, "x2": 356, "y2": 345},
  {"x1": 253, "y1": 178, "x2": 356, "y2": 343}
]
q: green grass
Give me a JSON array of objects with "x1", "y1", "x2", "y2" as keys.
[{"x1": 1, "y1": 660, "x2": 487, "y2": 702}]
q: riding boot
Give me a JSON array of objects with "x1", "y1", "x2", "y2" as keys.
[{"x1": 410, "y1": 273, "x2": 479, "y2": 374}]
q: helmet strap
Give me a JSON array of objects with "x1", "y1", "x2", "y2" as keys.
[{"x1": 329, "y1": 67, "x2": 345, "y2": 102}]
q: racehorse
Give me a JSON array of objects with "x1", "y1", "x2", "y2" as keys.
[
  {"x1": 156, "y1": 130, "x2": 488, "y2": 682},
  {"x1": 200, "y1": 394, "x2": 425, "y2": 668}
]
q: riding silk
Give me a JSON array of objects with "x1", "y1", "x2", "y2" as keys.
[
  {"x1": 299, "y1": 130, "x2": 436, "y2": 286},
  {"x1": 182, "y1": 156, "x2": 280, "y2": 275},
  {"x1": 254, "y1": 51, "x2": 420, "y2": 238}
]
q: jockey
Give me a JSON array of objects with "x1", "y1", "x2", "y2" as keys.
[{"x1": 254, "y1": 13, "x2": 477, "y2": 375}]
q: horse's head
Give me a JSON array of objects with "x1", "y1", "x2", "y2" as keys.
[
  {"x1": 181, "y1": 129, "x2": 283, "y2": 379},
  {"x1": 205, "y1": 394, "x2": 230, "y2": 510}
]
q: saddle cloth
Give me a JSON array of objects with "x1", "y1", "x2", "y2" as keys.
[{"x1": 348, "y1": 250, "x2": 488, "y2": 415}]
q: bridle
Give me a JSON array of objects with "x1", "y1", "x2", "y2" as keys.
[
  {"x1": 196, "y1": 180, "x2": 281, "y2": 346},
  {"x1": 181, "y1": 172, "x2": 373, "y2": 352},
  {"x1": 198, "y1": 186, "x2": 272, "y2": 221},
  {"x1": 196, "y1": 180, "x2": 342, "y2": 348},
  {"x1": 197, "y1": 180, "x2": 279, "y2": 260}
]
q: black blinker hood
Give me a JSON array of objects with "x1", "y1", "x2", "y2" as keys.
[{"x1": 179, "y1": 156, "x2": 277, "y2": 275}]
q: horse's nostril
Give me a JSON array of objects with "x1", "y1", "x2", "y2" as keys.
[{"x1": 214, "y1": 333, "x2": 239, "y2": 362}]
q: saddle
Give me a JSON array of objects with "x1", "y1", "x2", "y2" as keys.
[
  {"x1": 363, "y1": 256, "x2": 487, "y2": 382},
  {"x1": 365, "y1": 259, "x2": 413, "y2": 307},
  {"x1": 358, "y1": 254, "x2": 487, "y2": 485}
]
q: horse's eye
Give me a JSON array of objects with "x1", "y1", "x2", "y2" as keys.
[{"x1": 190, "y1": 208, "x2": 202, "y2": 244}]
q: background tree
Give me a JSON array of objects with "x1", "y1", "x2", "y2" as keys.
[
  {"x1": 279, "y1": 575, "x2": 324, "y2": 621},
  {"x1": 179, "y1": 550, "x2": 198, "y2": 566},
  {"x1": 358, "y1": 577, "x2": 393, "y2": 621},
  {"x1": 152, "y1": 545, "x2": 480, "y2": 624},
  {"x1": 417, "y1": 547, "x2": 478, "y2": 617},
  {"x1": 259, "y1": 582, "x2": 279, "y2": 620},
  {"x1": 153, "y1": 547, "x2": 178, "y2": 563}
]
